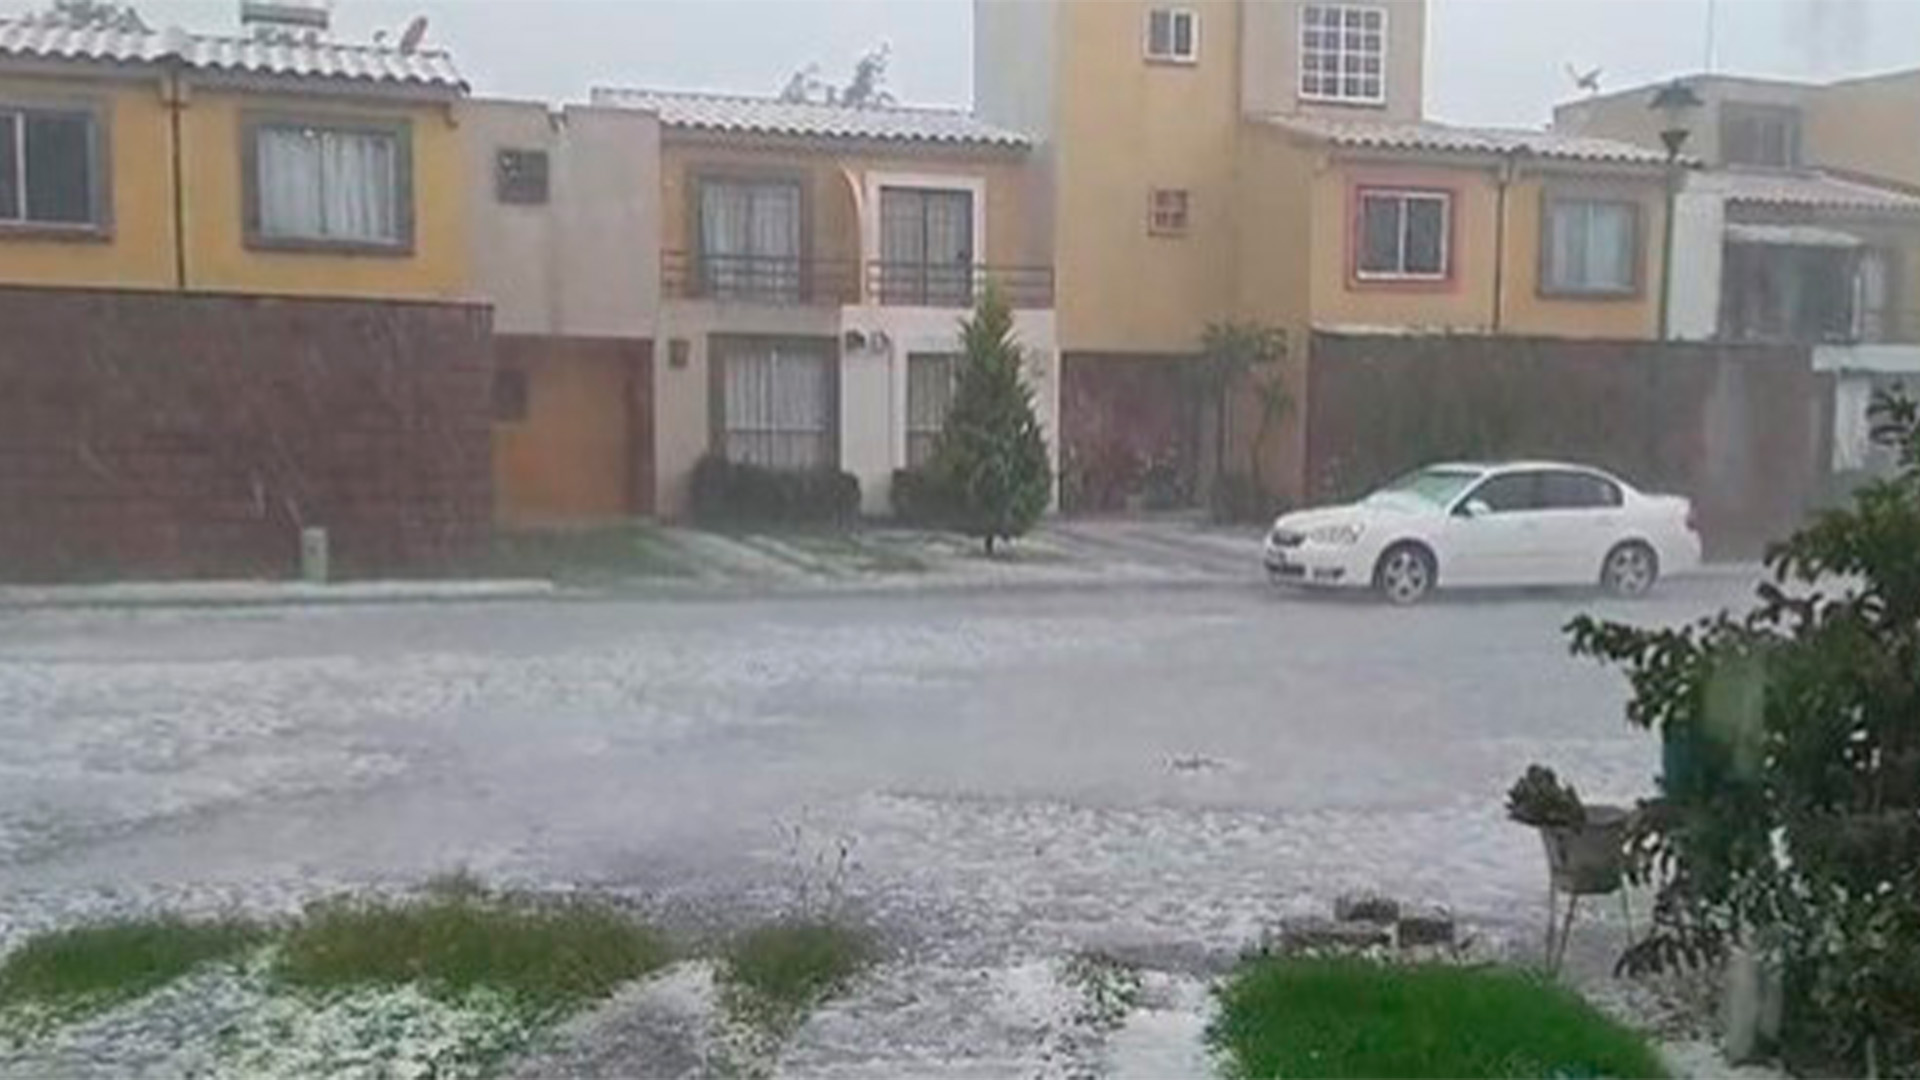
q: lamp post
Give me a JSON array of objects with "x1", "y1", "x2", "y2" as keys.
[{"x1": 1650, "y1": 80, "x2": 1703, "y2": 340}]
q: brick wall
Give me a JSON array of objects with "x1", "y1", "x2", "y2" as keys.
[
  {"x1": 1305, "y1": 333, "x2": 1828, "y2": 559},
  {"x1": 0, "y1": 286, "x2": 493, "y2": 581}
]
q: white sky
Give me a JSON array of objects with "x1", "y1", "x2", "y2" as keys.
[{"x1": 4, "y1": 0, "x2": 1917, "y2": 126}]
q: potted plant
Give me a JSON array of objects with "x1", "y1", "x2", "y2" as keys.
[{"x1": 1505, "y1": 765, "x2": 1629, "y2": 894}]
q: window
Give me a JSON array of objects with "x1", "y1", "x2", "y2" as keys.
[
  {"x1": 722, "y1": 342, "x2": 835, "y2": 469},
  {"x1": 249, "y1": 120, "x2": 408, "y2": 248},
  {"x1": 1145, "y1": 8, "x2": 1198, "y2": 63},
  {"x1": 906, "y1": 353, "x2": 959, "y2": 468},
  {"x1": 698, "y1": 177, "x2": 802, "y2": 302},
  {"x1": 0, "y1": 106, "x2": 102, "y2": 229},
  {"x1": 1300, "y1": 4, "x2": 1387, "y2": 105},
  {"x1": 1356, "y1": 189, "x2": 1448, "y2": 280},
  {"x1": 1461, "y1": 472, "x2": 1541, "y2": 514},
  {"x1": 1720, "y1": 104, "x2": 1801, "y2": 169},
  {"x1": 1148, "y1": 188, "x2": 1190, "y2": 235},
  {"x1": 495, "y1": 148, "x2": 549, "y2": 205},
  {"x1": 492, "y1": 369, "x2": 529, "y2": 423},
  {"x1": 1539, "y1": 471, "x2": 1623, "y2": 509},
  {"x1": 1542, "y1": 198, "x2": 1639, "y2": 295},
  {"x1": 877, "y1": 187, "x2": 974, "y2": 306}
]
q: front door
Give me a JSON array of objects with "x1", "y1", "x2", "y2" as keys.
[
  {"x1": 1443, "y1": 471, "x2": 1547, "y2": 584},
  {"x1": 878, "y1": 187, "x2": 974, "y2": 305}
]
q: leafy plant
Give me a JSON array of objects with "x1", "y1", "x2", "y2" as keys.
[
  {"x1": 689, "y1": 456, "x2": 861, "y2": 527},
  {"x1": 1565, "y1": 389, "x2": 1920, "y2": 1075},
  {"x1": 1192, "y1": 322, "x2": 1290, "y2": 516},
  {"x1": 719, "y1": 918, "x2": 872, "y2": 1026},
  {"x1": 1504, "y1": 765, "x2": 1587, "y2": 829},
  {"x1": 924, "y1": 286, "x2": 1051, "y2": 555}
]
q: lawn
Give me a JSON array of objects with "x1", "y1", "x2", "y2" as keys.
[
  {"x1": 719, "y1": 917, "x2": 874, "y2": 1027},
  {"x1": 1209, "y1": 958, "x2": 1668, "y2": 1079},
  {"x1": 477, "y1": 524, "x2": 694, "y2": 584}
]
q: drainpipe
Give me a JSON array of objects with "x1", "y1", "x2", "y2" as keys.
[
  {"x1": 1491, "y1": 153, "x2": 1516, "y2": 333},
  {"x1": 165, "y1": 63, "x2": 188, "y2": 291}
]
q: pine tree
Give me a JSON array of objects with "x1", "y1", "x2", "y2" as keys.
[{"x1": 929, "y1": 286, "x2": 1051, "y2": 555}]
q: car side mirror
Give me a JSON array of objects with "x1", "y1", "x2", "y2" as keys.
[{"x1": 1458, "y1": 498, "x2": 1493, "y2": 519}]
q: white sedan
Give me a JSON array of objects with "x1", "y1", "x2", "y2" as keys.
[{"x1": 1262, "y1": 461, "x2": 1701, "y2": 604}]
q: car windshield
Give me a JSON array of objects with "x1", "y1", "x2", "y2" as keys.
[{"x1": 1373, "y1": 468, "x2": 1484, "y2": 507}]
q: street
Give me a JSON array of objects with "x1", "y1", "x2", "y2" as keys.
[{"x1": 0, "y1": 574, "x2": 1756, "y2": 963}]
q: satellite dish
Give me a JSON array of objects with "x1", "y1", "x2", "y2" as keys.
[{"x1": 397, "y1": 15, "x2": 428, "y2": 53}]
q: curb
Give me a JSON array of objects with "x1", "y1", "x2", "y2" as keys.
[{"x1": 0, "y1": 579, "x2": 557, "y2": 612}]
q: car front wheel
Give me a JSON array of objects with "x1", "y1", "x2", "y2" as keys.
[
  {"x1": 1374, "y1": 543, "x2": 1436, "y2": 606},
  {"x1": 1601, "y1": 541, "x2": 1659, "y2": 597}
]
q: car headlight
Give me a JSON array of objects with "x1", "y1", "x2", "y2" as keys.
[{"x1": 1306, "y1": 523, "x2": 1365, "y2": 546}]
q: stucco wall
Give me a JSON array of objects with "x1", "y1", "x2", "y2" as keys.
[
  {"x1": 180, "y1": 89, "x2": 468, "y2": 300},
  {"x1": 1554, "y1": 77, "x2": 1816, "y2": 169},
  {"x1": 462, "y1": 99, "x2": 660, "y2": 338},
  {"x1": 1051, "y1": 0, "x2": 1243, "y2": 353},
  {"x1": 1809, "y1": 70, "x2": 1920, "y2": 188},
  {"x1": 0, "y1": 74, "x2": 176, "y2": 290},
  {"x1": 1240, "y1": 0, "x2": 1426, "y2": 121},
  {"x1": 1499, "y1": 171, "x2": 1665, "y2": 339}
]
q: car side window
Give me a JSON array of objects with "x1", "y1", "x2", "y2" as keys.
[
  {"x1": 1461, "y1": 472, "x2": 1541, "y2": 514},
  {"x1": 1540, "y1": 471, "x2": 1622, "y2": 509}
]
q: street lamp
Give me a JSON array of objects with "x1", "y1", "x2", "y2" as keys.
[{"x1": 1650, "y1": 81, "x2": 1703, "y2": 339}]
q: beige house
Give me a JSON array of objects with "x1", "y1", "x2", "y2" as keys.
[
  {"x1": 1558, "y1": 69, "x2": 1920, "y2": 474},
  {"x1": 590, "y1": 89, "x2": 1059, "y2": 518},
  {"x1": 461, "y1": 99, "x2": 661, "y2": 524}
]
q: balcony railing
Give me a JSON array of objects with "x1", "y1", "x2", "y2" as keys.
[
  {"x1": 663, "y1": 251, "x2": 1054, "y2": 310},
  {"x1": 661, "y1": 251, "x2": 861, "y2": 305},
  {"x1": 866, "y1": 262, "x2": 1055, "y2": 309}
]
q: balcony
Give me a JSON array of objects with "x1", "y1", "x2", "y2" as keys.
[
  {"x1": 661, "y1": 252, "x2": 860, "y2": 305},
  {"x1": 663, "y1": 251, "x2": 1054, "y2": 310},
  {"x1": 866, "y1": 262, "x2": 1055, "y2": 309}
]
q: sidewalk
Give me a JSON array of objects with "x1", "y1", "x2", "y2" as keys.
[{"x1": 0, "y1": 520, "x2": 1265, "y2": 611}]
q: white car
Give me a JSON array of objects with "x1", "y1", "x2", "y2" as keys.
[{"x1": 1262, "y1": 461, "x2": 1701, "y2": 604}]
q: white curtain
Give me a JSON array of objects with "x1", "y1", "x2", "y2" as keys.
[
  {"x1": 725, "y1": 345, "x2": 830, "y2": 469},
  {"x1": 906, "y1": 353, "x2": 958, "y2": 467},
  {"x1": 701, "y1": 181, "x2": 798, "y2": 299},
  {"x1": 1551, "y1": 201, "x2": 1633, "y2": 291},
  {"x1": 257, "y1": 126, "x2": 398, "y2": 243}
]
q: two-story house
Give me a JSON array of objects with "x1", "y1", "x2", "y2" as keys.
[
  {"x1": 977, "y1": 0, "x2": 1677, "y2": 509},
  {"x1": 0, "y1": 4, "x2": 493, "y2": 579},
  {"x1": 1557, "y1": 70, "x2": 1920, "y2": 474},
  {"x1": 587, "y1": 88, "x2": 1059, "y2": 517}
]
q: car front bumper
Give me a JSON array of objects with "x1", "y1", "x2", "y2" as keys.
[{"x1": 1262, "y1": 538, "x2": 1371, "y2": 588}]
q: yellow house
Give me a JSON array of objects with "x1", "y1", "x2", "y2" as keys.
[
  {"x1": 973, "y1": 0, "x2": 1674, "y2": 506},
  {"x1": 0, "y1": 9, "x2": 468, "y2": 301}
]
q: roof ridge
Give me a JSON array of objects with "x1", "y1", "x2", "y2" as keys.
[
  {"x1": 596, "y1": 85, "x2": 980, "y2": 118},
  {"x1": 0, "y1": 15, "x2": 450, "y2": 59}
]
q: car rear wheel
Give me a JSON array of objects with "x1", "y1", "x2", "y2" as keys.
[
  {"x1": 1374, "y1": 543, "x2": 1436, "y2": 606},
  {"x1": 1601, "y1": 541, "x2": 1659, "y2": 597}
]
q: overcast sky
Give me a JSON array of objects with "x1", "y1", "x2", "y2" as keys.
[{"x1": 6, "y1": 0, "x2": 1918, "y2": 126}]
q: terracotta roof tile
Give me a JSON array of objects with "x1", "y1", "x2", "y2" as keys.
[{"x1": 1262, "y1": 114, "x2": 1676, "y2": 166}]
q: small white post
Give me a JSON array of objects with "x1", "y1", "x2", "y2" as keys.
[{"x1": 300, "y1": 527, "x2": 330, "y2": 584}]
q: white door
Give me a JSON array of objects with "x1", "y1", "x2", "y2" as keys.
[
  {"x1": 1441, "y1": 471, "x2": 1546, "y2": 585},
  {"x1": 1533, "y1": 470, "x2": 1627, "y2": 582}
]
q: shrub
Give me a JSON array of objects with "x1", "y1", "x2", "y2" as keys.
[
  {"x1": 1208, "y1": 958, "x2": 1668, "y2": 1079},
  {"x1": 1566, "y1": 389, "x2": 1920, "y2": 1074},
  {"x1": 689, "y1": 455, "x2": 860, "y2": 527},
  {"x1": 889, "y1": 467, "x2": 952, "y2": 527},
  {"x1": 1504, "y1": 764, "x2": 1586, "y2": 828}
]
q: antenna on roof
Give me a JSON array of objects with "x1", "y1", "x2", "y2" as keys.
[{"x1": 398, "y1": 14, "x2": 428, "y2": 54}]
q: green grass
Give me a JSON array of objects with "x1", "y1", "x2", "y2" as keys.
[
  {"x1": 274, "y1": 890, "x2": 669, "y2": 1011},
  {"x1": 0, "y1": 916, "x2": 264, "y2": 1014},
  {"x1": 477, "y1": 525, "x2": 693, "y2": 584},
  {"x1": 1209, "y1": 959, "x2": 1669, "y2": 1079},
  {"x1": 720, "y1": 918, "x2": 874, "y2": 1023}
]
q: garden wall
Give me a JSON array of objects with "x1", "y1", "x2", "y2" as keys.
[
  {"x1": 0, "y1": 285, "x2": 494, "y2": 581},
  {"x1": 1305, "y1": 332, "x2": 1828, "y2": 559}
]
